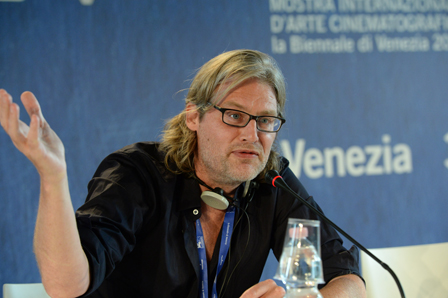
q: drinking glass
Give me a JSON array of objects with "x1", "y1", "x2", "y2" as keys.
[{"x1": 274, "y1": 218, "x2": 324, "y2": 297}]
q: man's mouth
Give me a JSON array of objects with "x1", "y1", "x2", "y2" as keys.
[{"x1": 232, "y1": 149, "x2": 260, "y2": 158}]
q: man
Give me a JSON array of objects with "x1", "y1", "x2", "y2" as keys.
[{"x1": 0, "y1": 49, "x2": 366, "y2": 297}]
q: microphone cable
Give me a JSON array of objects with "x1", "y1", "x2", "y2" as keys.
[{"x1": 266, "y1": 170, "x2": 406, "y2": 298}]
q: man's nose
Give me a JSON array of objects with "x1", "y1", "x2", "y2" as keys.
[{"x1": 240, "y1": 119, "x2": 259, "y2": 142}]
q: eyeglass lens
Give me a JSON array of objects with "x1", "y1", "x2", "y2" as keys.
[{"x1": 222, "y1": 109, "x2": 281, "y2": 132}]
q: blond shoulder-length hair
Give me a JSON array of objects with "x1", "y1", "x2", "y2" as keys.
[{"x1": 159, "y1": 49, "x2": 287, "y2": 180}]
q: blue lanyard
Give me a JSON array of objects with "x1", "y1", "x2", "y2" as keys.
[{"x1": 196, "y1": 206, "x2": 235, "y2": 298}]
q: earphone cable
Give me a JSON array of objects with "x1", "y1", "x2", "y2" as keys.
[{"x1": 218, "y1": 194, "x2": 252, "y2": 298}]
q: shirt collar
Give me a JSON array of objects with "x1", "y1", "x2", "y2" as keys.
[{"x1": 178, "y1": 174, "x2": 203, "y2": 221}]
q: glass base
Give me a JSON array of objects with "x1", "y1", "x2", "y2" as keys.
[{"x1": 284, "y1": 286, "x2": 323, "y2": 298}]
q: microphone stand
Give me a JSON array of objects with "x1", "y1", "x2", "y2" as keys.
[{"x1": 266, "y1": 170, "x2": 406, "y2": 298}]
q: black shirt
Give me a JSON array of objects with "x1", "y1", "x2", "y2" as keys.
[{"x1": 76, "y1": 142, "x2": 360, "y2": 298}]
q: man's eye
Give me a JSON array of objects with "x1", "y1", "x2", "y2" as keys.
[
  {"x1": 259, "y1": 117, "x2": 273, "y2": 124},
  {"x1": 226, "y1": 111, "x2": 244, "y2": 121}
]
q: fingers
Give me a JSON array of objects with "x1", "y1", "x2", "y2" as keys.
[
  {"x1": 27, "y1": 113, "x2": 41, "y2": 147},
  {"x1": 0, "y1": 90, "x2": 26, "y2": 143},
  {"x1": 0, "y1": 89, "x2": 13, "y2": 131},
  {"x1": 240, "y1": 279, "x2": 285, "y2": 298},
  {"x1": 0, "y1": 89, "x2": 38, "y2": 150},
  {"x1": 21, "y1": 91, "x2": 45, "y2": 125},
  {"x1": 8, "y1": 102, "x2": 27, "y2": 145}
]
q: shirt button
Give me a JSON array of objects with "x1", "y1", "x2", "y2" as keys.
[{"x1": 193, "y1": 209, "x2": 199, "y2": 215}]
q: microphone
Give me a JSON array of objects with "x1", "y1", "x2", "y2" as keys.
[{"x1": 265, "y1": 170, "x2": 406, "y2": 298}]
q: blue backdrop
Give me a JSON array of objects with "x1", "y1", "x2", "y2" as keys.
[{"x1": 1, "y1": 0, "x2": 447, "y2": 295}]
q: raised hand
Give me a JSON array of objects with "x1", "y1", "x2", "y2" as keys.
[
  {"x1": 0, "y1": 89, "x2": 66, "y2": 182},
  {"x1": 1, "y1": 88, "x2": 90, "y2": 297}
]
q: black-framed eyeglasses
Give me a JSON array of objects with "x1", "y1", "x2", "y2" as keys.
[{"x1": 213, "y1": 105, "x2": 285, "y2": 133}]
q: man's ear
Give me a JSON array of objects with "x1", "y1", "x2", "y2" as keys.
[{"x1": 185, "y1": 103, "x2": 200, "y2": 131}]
